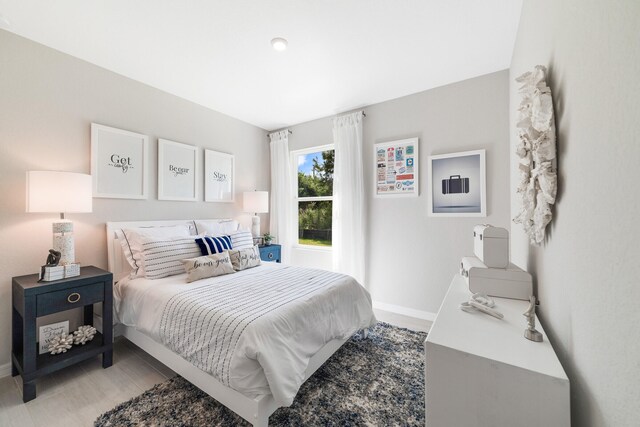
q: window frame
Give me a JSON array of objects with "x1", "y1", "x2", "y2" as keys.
[{"x1": 291, "y1": 144, "x2": 335, "y2": 250}]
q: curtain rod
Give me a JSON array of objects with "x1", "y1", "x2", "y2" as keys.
[
  {"x1": 266, "y1": 129, "x2": 292, "y2": 139},
  {"x1": 266, "y1": 111, "x2": 366, "y2": 139}
]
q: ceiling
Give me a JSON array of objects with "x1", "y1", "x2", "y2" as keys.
[{"x1": 0, "y1": 0, "x2": 522, "y2": 131}]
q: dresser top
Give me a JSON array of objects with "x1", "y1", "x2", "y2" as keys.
[{"x1": 426, "y1": 275, "x2": 568, "y2": 381}]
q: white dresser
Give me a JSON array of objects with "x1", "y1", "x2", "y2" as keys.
[{"x1": 425, "y1": 275, "x2": 570, "y2": 426}]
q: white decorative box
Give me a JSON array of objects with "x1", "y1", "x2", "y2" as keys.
[
  {"x1": 41, "y1": 266, "x2": 65, "y2": 281},
  {"x1": 473, "y1": 224, "x2": 509, "y2": 268},
  {"x1": 460, "y1": 256, "x2": 532, "y2": 300},
  {"x1": 64, "y1": 263, "x2": 81, "y2": 278}
]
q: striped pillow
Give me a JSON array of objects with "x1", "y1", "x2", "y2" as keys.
[
  {"x1": 141, "y1": 236, "x2": 202, "y2": 280},
  {"x1": 196, "y1": 235, "x2": 233, "y2": 255},
  {"x1": 229, "y1": 230, "x2": 254, "y2": 250}
]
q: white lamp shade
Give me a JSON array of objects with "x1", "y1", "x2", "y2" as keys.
[
  {"x1": 243, "y1": 191, "x2": 269, "y2": 214},
  {"x1": 26, "y1": 171, "x2": 93, "y2": 213}
]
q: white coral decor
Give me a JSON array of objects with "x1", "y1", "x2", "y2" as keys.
[
  {"x1": 513, "y1": 65, "x2": 558, "y2": 246},
  {"x1": 73, "y1": 325, "x2": 97, "y2": 345},
  {"x1": 48, "y1": 333, "x2": 74, "y2": 354}
]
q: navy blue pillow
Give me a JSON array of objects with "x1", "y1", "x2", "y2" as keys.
[{"x1": 195, "y1": 235, "x2": 232, "y2": 255}]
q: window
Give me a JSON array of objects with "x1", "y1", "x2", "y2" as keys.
[{"x1": 293, "y1": 145, "x2": 334, "y2": 247}]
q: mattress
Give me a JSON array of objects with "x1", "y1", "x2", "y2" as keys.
[{"x1": 114, "y1": 262, "x2": 376, "y2": 406}]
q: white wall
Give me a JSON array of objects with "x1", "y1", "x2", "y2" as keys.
[
  {"x1": 289, "y1": 70, "x2": 511, "y2": 317},
  {"x1": 0, "y1": 30, "x2": 269, "y2": 370},
  {"x1": 510, "y1": 1, "x2": 640, "y2": 425}
]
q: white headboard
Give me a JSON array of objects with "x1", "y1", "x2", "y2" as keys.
[{"x1": 106, "y1": 219, "x2": 233, "y2": 282}]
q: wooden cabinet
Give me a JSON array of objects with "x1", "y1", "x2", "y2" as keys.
[
  {"x1": 258, "y1": 244, "x2": 281, "y2": 263},
  {"x1": 11, "y1": 266, "x2": 113, "y2": 402}
]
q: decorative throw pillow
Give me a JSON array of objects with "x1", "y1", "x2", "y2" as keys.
[
  {"x1": 117, "y1": 224, "x2": 193, "y2": 278},
  {"x1": 228, "y1": 246, "x2": 262, "y2": 271},
  {"x1": 228, "y1": 230, "x2": 254, "y2": 250},
  {"x1": 181, "y1": 252, "x2": 235, "y2": 283},
  {"x1": 140, "y1": 236, "x2": 202, "y2": 280},
  {"x1": 196, "y1": 235, "x2": 233, "y2": 255},
  {"x1": 193, "y1": 219, "x2": 239, "y2": 236}
]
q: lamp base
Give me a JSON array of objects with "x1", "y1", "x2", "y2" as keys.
[
  {"x1": 251, "y1": 216, "x2": 261, "y2": 238},
  {"x1": 53, "y1": 220, "x2": 75, "y2": 265}
]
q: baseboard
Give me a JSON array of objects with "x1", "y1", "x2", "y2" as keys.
[
  {"x1": 0, "y1": 361, "x2": 12, "y2": 378},
  {"x1": 372, "y1": 301, "x2": 437, "y2": 322}
]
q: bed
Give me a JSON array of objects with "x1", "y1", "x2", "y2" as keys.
[{"x1": 106, "y1": 219, "x2": 376, "y2": 426}]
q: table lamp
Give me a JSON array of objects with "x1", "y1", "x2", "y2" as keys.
[
  {"x1": 243, "y1": 191, "x2": 269, "y2": 238},
  {"x1": 26, "y1": 171, "x2": 93, "y2": 266}
]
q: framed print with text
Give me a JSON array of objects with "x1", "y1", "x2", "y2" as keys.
[
  {"x1": 204, "y1": 149, "x2": 234, "y2": 202},
  {"x1": 91, "y1": 123, "x2": 148, "y2": 199},
  {"x1": 158, "y1": 139, "x2": 198, "y2": 201}
]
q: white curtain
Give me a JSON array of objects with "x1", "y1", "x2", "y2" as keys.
[
  {"x1": 332, "y1": 111, "x2": 365, "y2": 285},
  {"x1": 269, "y1": 130, "x2": 294, "y2": 263}
]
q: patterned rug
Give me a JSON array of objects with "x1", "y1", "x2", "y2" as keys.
[{"x1": 95, "y1": 322, "x2": 426, "y2": 426}]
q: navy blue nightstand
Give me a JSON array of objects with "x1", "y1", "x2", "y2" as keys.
[{"x1": 259, "y1": 244, "x2": 281, "y2": 263}]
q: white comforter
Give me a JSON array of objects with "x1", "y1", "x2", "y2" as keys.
[{"x1": 114, "y1": 263, "x2": 376, "y2": 406}]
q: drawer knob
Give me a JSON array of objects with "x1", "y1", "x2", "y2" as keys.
[
  {"x1": 67, "y1": 292, "x2": 81, "y2": 303},
  {"x1": 268, "y1": 253, "x2": 274, "y2": 259}
]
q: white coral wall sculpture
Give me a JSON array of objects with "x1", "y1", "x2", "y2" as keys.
[{"x1": 513, "y1": 66, "x2": 558, "y2": 246}]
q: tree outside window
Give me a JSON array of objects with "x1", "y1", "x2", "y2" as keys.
[{"x1": 295, "y1": 148, "x2": 334, "y2": 247}]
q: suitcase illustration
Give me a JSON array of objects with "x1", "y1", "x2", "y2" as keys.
[{"x1": 442, "y1": 175, "x2": 469, "y2": 194}]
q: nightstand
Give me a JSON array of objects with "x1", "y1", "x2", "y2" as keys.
[
  {"x1": 11, "y1": 266, "x2": 113, "y2": 402},
  {"x1": 259, "y1": 244, "x2": 281, "y2": 263}
]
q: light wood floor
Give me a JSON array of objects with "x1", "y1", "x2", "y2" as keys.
[{"x1": 0, "y1": 338, "x2": 176, "y2": 427}]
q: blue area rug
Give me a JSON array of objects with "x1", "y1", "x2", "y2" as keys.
[{"x1": 95, "y1": 322, "x2": 426, "y2": 426}]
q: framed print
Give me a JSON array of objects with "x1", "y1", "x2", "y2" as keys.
[
  {"x1": 158, "y1": 139, "x2": 198, "y2": 201},
  {"x1": 38, "y1": 320, "x2": 69, "y2": 355},
  {"x1": 204, "y1": 149, "x2": 234, "y2": 202},
  {"x1": 374, "y1": 137, "x2": 419, "y2": 197},
  {"x1": 91, "y1": 123, "x2": 148, "y2": 199},
  {"x1": 428, "y1": 149, "x2": 486, "y2": 217}
]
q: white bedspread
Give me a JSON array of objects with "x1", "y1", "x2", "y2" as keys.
[{"x1": 114, "y1": 263, "x2": 376, "y2": 406}]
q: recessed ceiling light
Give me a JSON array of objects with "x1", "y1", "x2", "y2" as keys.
[{"x1": 271, "y1": 37, "x2": 288, "y2": 52}]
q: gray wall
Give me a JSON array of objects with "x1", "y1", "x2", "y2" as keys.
[
  {"x1": 510, "y1": 1, "x2": 640, "y2": 425},
  {"x1": 0, "y1": 31, "x2": 269, "y2": 369},
  {"x1": 290, "y1": 70, "x2": 511, "y2": 315}
]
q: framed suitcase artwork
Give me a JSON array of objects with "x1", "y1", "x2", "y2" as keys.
[
  {"x1": 428, "y1": 149, "x2": 486, "y2": 217},
  {"x1": 442, "y1": 175, "x2": 470, "y2": 194}
]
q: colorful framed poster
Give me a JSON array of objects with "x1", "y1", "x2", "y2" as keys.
[
  {"x1": 373, "y1": 137, "x2": 419, "y2": 197},
  {"x1": 91, "y1": 123, "x2": 149, "y2": 199},
  {"x1": 204, "y1": 149, "x2": 234, "y2": 202},
  {"x1": 158, "y1": 139, "x2": 198, "y2": 201},
  {"x1": 427, "y1": 149, "x2": 486, "y2": 217}
]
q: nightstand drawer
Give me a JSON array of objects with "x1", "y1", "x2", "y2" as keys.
[
  {"x1": 259, "y1": 245, "x2": 281, "y2": 263},
  {"x1": 36, "y1": 282, "x2": 104, "y2": 316}
]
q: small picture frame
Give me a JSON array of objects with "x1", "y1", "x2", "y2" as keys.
[
  {"x1": 91, "y1": 123, "x2": 149, "y2": 199},
  {"x1": 158, "y1": 139, "x2": 199, "y2": 201},
  {"x1": 204, "y1": 149, "x2": 235, "y2": 202},
  {"x1": 427, "y1": 149, "x2": 486, "y2": 217},
  {"x1": 374, "y1": 137, "x2": 419, "y2": 198},
  {"x1": 39, "y1": 320, "x2": 69, "y2": 355}
]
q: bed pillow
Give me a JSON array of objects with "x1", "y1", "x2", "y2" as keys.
[
  {"x1": 229, "y1": 230, "x2": 254, "y2": 250},
  {"x1": 140, "y1": 236, "x2": 202, "y2": 280},
  {"x1": 193, "y1": 219, "x2": 239, "y2": 236},
  {"x1": 117, "y1": 224, "x2": 193, "y2": 278},
  {"x1": 195, "y1": 235, "x2": 233, "y2": 255},
  {"x1": 181, "y1": 252, "x2": 235, "y2": 283},
  {"x1": 228, "y1": 246, "x2": 262, "y2": 271}
]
